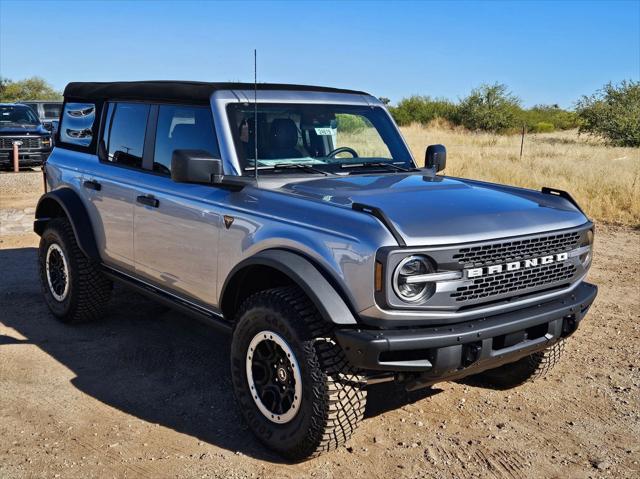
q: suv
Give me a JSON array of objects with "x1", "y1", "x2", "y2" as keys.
[
  {"x1": 20, "y1": 100, "x2": 63, "y2": 133},
  {"x1": 34, "y1": 81, "x2": 597, "y2": 460},
  {"x1": 0, "y1": 103, "x2": 53, "y2": 169}
]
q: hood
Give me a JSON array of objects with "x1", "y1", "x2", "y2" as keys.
[
  {"x1": 0, "y1": 123, "x2": 49, "y2": 135},
  {"x1": 276, "y1": 173, "x2": 588, "y2": 246}
]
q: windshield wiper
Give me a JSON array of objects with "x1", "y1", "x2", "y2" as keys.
[
  {"x1": 340, "y1": 161, "x2": 415, "y2": 173},
  {"x1": 244, "y1": 163, "x2": 332, "y2": 176}
]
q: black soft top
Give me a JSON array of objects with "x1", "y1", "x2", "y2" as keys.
[{"x1": 63, "y1": 81, "x2": 369, "y2": 103}]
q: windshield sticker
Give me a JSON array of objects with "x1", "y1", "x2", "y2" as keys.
[{"x1": 314, "y1": 127, "x2": 335, "y2": 136}]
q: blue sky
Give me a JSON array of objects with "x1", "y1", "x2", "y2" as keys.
[{"x1": 1, "y1": 0, "x2": 638, "y2": 108}]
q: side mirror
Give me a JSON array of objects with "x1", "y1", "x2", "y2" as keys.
[
  {"x1": 425, "y1": 144, "x2": 446, "y2": 172},
  {"x1": 171, "y1": 149, "x2": 255, "y2": 190},
  {"x1": 171, "y1": 149, "x2": 223, "y2": 184}
]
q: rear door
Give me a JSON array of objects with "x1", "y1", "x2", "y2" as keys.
[
  {"x1": 80, "y1": 102, "x2": 151, "y2": 271},
  {"x1": 133, "y1": 104, "x2": 225, "y2": 306}
]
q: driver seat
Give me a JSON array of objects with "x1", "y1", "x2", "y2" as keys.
[{"x1": 268, "y1": 119, "x2": 302, "y2": 159}]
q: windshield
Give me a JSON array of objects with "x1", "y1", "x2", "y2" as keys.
[
  {"x1": 0, "y1": 105, "x2": 40, "y2": 125},
  {"x1": 227, "y1": 103, "x2": 414, "y2": 174}
]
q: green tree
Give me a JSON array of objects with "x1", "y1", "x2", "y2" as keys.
[
  {"x1": 575, "y1": 80, "x2": 640, "y2": 147},
  {"x1": 0, "y1": 76, "x2": 62, "y2": 102},
  {"x1": 389, "y1": 96, "x2": 457, "y2": 126},
  {"x1": 456, "y1": 83, "x2": 521, "y2": 133}
]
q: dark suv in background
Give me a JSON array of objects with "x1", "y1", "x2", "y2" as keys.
[
  {"x1": 0, "y1": 103, "x2": 53, "y2": 169},
  {"x1": 21, "y1": 100, "x2": 63, "y2": 133}
]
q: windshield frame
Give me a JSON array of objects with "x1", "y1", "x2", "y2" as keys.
[
  {"x1": 0, "y1": 105, "x2": 41, "y2": 126},
  {"x1": 224, "y1": 100, "x2": 416, "y2": 176}
]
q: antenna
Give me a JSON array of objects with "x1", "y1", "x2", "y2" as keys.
[{"x1": 254, "y1": 49, "x2": 258, "y2": 182}]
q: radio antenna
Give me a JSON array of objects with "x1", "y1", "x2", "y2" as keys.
[{"x1": 253, "y1": 49, "x2": 259, "y2": 182}]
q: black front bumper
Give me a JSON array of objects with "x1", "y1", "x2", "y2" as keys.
[
  {"x1": 0, "y1": 148, "x2": 50, "y2": 167},
  {"x1": 336, "y1": 282, "x2": 597, "y2": 383}
]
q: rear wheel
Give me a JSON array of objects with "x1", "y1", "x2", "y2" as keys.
[
  {"x1": 473, "y1": 340, "x2": 566, "y2": 389},
  {"x1": 230, "y1": 286, "x2": 367, "y2": 460},
  {"x1": 38, "y1": 218, "x2": 112, "y2": 323}
]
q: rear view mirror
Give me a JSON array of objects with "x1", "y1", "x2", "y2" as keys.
[
  {"x1": 425, "y1": 144, "x2": 446, "y2": 172},
  {"x1": 171, "y1": 149, "x2": 223, "y2": 184}
]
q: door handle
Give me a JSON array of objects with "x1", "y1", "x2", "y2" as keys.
[
  {"x1": 83, "y1": 179, "x2": 101, "y2": 191},
  {"x1": 136, "y1": 194, "x2": 159, "y2": 208}
]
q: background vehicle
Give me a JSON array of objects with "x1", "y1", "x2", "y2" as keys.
[
  {"x1": 33, "y1": 81, "x2": 597, "y2": 460},
  {"x1": 21, "y1": 100, "x2": 62, "y2": 133},
  {"x1": 0, "y1": 103, "x2": 53, "y2": 169}
]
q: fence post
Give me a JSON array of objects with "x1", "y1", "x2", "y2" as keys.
[{"x1": 519, "y1": 125, "x2": 525, "y2": 159}]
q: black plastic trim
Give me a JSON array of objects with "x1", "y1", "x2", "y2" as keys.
[
  {"x1": 352, "y1": 202, "x2": 406, "y2": 246},
  {"x1": 335, "y1": 282, "x2": 597, "y2": 373},
  {"x1": 33, "y1": 188, "x2": 100, "y2": 261},
  {"x1": 220, "y1": 249, "x2": 358, "y2": 325},
  {"x1": 541, "y1": 187, "x2": 586, "y2": 215}
]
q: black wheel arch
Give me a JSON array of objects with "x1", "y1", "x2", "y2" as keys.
[
  {"x1": 34, "y1": 188, "x2": 100, "y2": 262},
  {"x1": 220, "y1": 249, "x2": 359, "y2": 326}
]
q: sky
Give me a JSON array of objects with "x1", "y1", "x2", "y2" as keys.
[{"x1": 1, "y1": 0, "x2": 639, "y2": 108}]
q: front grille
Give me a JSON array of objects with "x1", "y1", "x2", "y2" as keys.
[
  {"x1": 0, "y1": 137, "x2": 42, "y2": 149},
  {"x1": 451, "y1": 262, "x2": 577, "y2": 302},
  {"x1": 452, "y1": 231, "x2": 581, "y2": 268}
]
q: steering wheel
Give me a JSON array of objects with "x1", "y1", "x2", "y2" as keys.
[{"x1": 327, "y1": 146, "x2": 359, "y2": 158}]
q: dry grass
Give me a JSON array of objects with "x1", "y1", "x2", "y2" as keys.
[{"x1": 399, "y1": 124, "x2": 640, "y2": 226}]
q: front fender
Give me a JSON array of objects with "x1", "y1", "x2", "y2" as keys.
[{"x1": 221, "y1": 249, "x2": 358, "y2": 325}]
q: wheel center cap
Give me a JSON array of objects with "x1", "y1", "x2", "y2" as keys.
[{"x1": 277, "y1": 367, "x2": 287, "y2": 382}]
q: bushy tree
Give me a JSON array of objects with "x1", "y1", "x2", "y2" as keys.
[
  {"x1": 390, "y1": 96, "x2": 457, "y2": 126},
  {"x1": 456, "y1": 83, "x2": 521, "y2": 133},
  {"x1": 575, "y1": 80, "x2": 640, "y2": 147},
  {"x1": 0, "y1": 76, "x2": 62, "y2": 102}
]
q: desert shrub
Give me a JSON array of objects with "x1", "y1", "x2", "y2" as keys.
[
  {"x1": 390, "y1": 96, "x2": 457, "y2": 126},
  {"x1": 519, "y1": 105, "x2": 579, "y2": 132},
  {"x1": 336, "y1": 114, "x2": 369, "y2": 133},
  {"x1": 456, "y1": 83, "x2": 522, "y2": 133},
  {"x1": 575, "y1": 80, "x2": 640, "y2": 147},
  {"x1": 532, "y1": 122, "x2": 555, "y2": 133}
]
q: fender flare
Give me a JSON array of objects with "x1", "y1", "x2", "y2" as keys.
[
  {"x1": 34, "y1": 188, "x2": 101, "y2": 261},
  {"x1": 221, "y1": 249, "x2": 358, "y2": 325}
]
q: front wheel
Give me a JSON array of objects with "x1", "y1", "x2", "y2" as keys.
[{"x1": 230, "y1": 286, "x2": 367, "y2": 460}]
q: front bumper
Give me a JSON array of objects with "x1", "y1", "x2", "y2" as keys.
[
  {"x1": 0, "y1": 148, "x2": 51, "y2": 167},
  {"x1": 336, "y1": 282, "x2": 597, "y2": 384}
]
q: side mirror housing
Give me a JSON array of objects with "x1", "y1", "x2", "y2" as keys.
[
  {"x1": 171, "y1": 149, "x2": 223, "y2": 184},
  {"x1": 171, "y1": 149, "x2": 255, "y2": 190},
  {"x1": 425, "y1": 144, "x2": 446, "y2": 172}
]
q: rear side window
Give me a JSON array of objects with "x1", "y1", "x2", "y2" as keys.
[
  {"x1": 153, "y1": 105, "x2": 219, "y2": 175},
  {"x1": 60, "y1": 103, "x2": 96, "y2": 147},
  {"x1": 103, "y1": 103, "x2": 150, "y2": 168}
]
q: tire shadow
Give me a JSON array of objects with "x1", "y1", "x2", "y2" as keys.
[{"x1": 0, "y1": 246, "x2": 286, "y2": 463}]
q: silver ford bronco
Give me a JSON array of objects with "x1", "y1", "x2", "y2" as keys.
[{"x1": 34, "y1": 81, "x2": 597, "y2": 460}]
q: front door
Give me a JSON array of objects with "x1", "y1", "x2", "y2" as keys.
[{"x1": 133, "y1": 104, "x2": 224, "y2": 306}]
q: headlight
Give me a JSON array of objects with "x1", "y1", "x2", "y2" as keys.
[
  {"x1": 392, "y1": 255, "x2": 435, "y2": 302},
  {"x1": 42, "y1": 137, "x2": 51, "y2": 146}
]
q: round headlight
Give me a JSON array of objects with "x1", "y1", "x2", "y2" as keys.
[{"x1": 393, "y1": 255, "x2": 435, "y2": 303}]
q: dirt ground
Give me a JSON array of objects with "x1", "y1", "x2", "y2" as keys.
[{"x1": 1, "y1": 171, "x2": 639, "y2": 478}]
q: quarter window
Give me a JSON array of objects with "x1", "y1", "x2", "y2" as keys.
[
  {"x1": 60, "y1": 102, "x2": 96, "y2": 147},
  {"x1": 104, "y1": 103, "x2": 149, "y2": 168},
  {"x1": 153, "y1": 105, "x2": 219, "y2": 175}
]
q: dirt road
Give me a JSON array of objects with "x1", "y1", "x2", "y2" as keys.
[{"x1": 1, "y1": 171, "x2": 639, "y2": 478}]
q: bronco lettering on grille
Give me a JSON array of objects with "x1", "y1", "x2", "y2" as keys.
[{"x1": 466, "y1": 252, "x2": 569, "y2": 279}]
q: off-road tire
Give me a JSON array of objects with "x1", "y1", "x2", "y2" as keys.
[
  {"x1": 230, "y1": 286, "x2": 367, "y2": 460},
  {"x1": 38, "y1": 218, "x2": 112, "y2": 322},
  {"x1": 474, "y1": 340, "x2": 566, "y2": 389}
]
